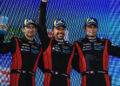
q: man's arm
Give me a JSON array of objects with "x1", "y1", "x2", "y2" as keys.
[
  {"x1": 0, "y1": 31, "x2": 16, "y2": 54},
  {"x1": 42, "y1": 0, "x2": 48, "y2": 3},
  {"x1": 108, "y1": 40, "x2": 120, "y2": 58},
  {"x1": 38, "y1": 54, "x2": 44, "y2": 72},
  {"x1": 38, "y1": 0, "x2": 50, "y2": 51},
  {"x1": 72, "y1": 46, "x2": 80, "y2": 72}
]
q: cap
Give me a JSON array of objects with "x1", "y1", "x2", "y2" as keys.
[
  {"x1": 85, "y1": 18, "x2": 98, "y2": 27},
  {"x1": 53, "y1": 19, "x2": 66, "y2": 28},
  {"x1": 23, "y1": 19, "x2": 37, "y2": 28}
]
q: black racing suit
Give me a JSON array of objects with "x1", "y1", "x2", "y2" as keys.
[
  {"x1": 73, "y1": 37, "x2": 120, "y2": 86},
  {"x1": 38, "y1": 2, "x2": 74, "y2": 86},
  {"x1": 0, "y1": 33, "x2": 42, "y2": 86}
]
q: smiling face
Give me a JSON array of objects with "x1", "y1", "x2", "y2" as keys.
[
  {"x1": 53, "y1": 26, "x2": 66, "y2": 40},
  {"x1": 22, "y1": 24, "x2": 36, "y2": 40},
  {"x1": 84, "y1": 24, "x2": 98, "y2": 37}
]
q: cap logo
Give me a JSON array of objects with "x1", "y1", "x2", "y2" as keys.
[
  {"x1": 54, "y1": 20, "x2": 57, "y2": 26},
  {"x1": 54, "y1": 20, "x2": 64, "y2": 26},
  {"x1": 57, "y1": 21, "x2": 64, "y2": 24},
  {"x1": 24, "y1": 19, "x2": 34, "y2": 25},
  {"x1": 86, "y1": 18, "x2": 89, "y2": 24},
  {"x1": 53, "y1": 19, "x2": 66, "y2": 28},
  {"x1": 89, "y1": 19, "x2": 96, "y2": 23},
  {"x1": 24, "y1": 19, "x2": 27, "y2": 25}
]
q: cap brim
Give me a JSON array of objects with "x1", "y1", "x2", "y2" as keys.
[
  {"x1": 54, "y1": 25, "x2": 66, "y2": 28},
  {"x1": 24, "y1": 23, "x2": 37, "y2": 27},
  {"x1": 86, "y1": 23, "x2": 98, "y2": 27}
]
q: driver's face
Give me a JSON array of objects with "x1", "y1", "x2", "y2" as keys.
[
  {"x1": 84, "y1": 25, "x2": 98, "y2": 37},
  {"x1": 53, "y1": 26, "x2": 65, "y2": 40},
  {"x1": 22, "y1": 24, "x2": 36, "y2": 38}
]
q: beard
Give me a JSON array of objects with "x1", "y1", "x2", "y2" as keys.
[
  {"x1": 26, "y1": 33, "x2": 35, "y2": 38},
  {"x1": 56, "y1": 33, "x2": 65, "y2": 40}
]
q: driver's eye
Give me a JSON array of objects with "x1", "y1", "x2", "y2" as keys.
[{"x1": 27, "y1": 26, "x2": 35, "y2": 28}]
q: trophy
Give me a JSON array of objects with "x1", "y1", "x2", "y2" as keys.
[{"x1": 0, "y1": 16, "x2": 8, "y2": 31}]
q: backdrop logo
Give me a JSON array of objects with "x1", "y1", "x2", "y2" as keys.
[{"x1": 0, "y1": 67, "x2": 10, "y2": 85}]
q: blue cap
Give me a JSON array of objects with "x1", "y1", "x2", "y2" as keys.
[
  {"x1": 23, "y1": 19, "x2": 37, "y2": 27},
  {"x1": 85, "y1": 18, "x2": 98, "y2": 27},
  {"x1": 53, "y1": 19, "x2": 66, "y2": 28}
]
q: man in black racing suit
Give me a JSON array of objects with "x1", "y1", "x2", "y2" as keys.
[
  {"x1": 38, "y1": 0, "x2": 74, "y2": 86},
  {"x1": 73, "y1": 17, "x2": 120, "y2": 86},
  {"x1": 0, "y1": 19, "x2": 43, "y2": 86}
]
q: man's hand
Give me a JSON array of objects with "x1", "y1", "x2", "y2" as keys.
[
  {"x1": 42, "y1": 0, "x2": 48, "y2": 3},
  {"x1": 0, "y1": 16, "x2": 8, "y2": 32},
  {"x1": 0, "y1": 23, "x2": 8, "y2": 32}
]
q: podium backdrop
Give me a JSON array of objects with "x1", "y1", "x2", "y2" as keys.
[{"x1": 0, "y1": 0, "x2": 120, "y2": 86}]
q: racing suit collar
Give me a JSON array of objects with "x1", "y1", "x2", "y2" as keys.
[
  {"x1": 22, "y1": 36, "x2": 35, "y2": 44},
  {"x1": 53, "y1": 39, "x2": 65, "y2": 45},
  {"x1": 85, "y1": 36, "x2": 97, "y2": 42}
]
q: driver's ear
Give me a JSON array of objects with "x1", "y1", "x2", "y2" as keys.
[
  {"x1": 21, "y1": 27, "x2": 25, "y2": 33},
  {"x1": 84, "y1": 27, "x2": 86, "y2": 32},
  {"x1": 52, "y1": 28, "x2": 54, "y2": 33}
]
